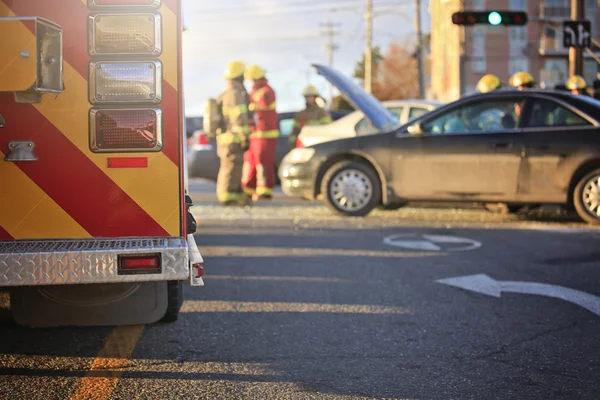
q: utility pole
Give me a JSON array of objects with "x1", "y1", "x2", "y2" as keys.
[
  {"x1": 365, "y1": 0, "x2": 373, "y2": 93},
  {"x1": 569, "y1": 0, "x2": 585, "y2": 76},
  {"x1": 415, "y1": 0, "x2": 425, "y2": 98},
  {"x1": 320, "y1": 20, "x2": 341, "y2": 103}
]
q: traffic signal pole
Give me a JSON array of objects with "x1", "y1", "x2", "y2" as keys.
[
  {"x1": 415, "y1": 0, "x2": 425, "y2": 99},
  {"x1": 569, "y1": 0, "x2": 585, "y2": 76}
]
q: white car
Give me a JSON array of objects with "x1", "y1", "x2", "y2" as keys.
[{"x1": 298, "y1": 99, "x2": 443, "y2": 147}]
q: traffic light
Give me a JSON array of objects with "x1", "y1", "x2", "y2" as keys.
[{"x1": 452, "y1": 11, "x2": 528, "y2": 26}]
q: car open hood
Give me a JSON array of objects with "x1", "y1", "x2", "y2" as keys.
[{"x1": 312, "y1": 64, "x2": 399, "y2": 132}]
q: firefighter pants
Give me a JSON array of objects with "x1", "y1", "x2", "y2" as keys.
[
  {"x1": 242, "y1": 138, "x2": 277, "y2": 197},
  {"x1": 217, "y1": 142, "x2": 244, "y2": 203}
]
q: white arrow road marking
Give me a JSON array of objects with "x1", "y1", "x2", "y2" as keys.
[{"x1": 437, "y1": 274, "x2": 600, "y2": 317}]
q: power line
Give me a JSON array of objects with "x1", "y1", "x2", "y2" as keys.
[{"x1": 320, "y1": 20, "x2": 342, "y2": 102}]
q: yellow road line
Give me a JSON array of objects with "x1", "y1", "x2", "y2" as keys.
[{"x1": 70, "y1": 325, "x2": 144, "y2": 400}]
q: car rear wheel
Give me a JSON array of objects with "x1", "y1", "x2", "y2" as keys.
[
  {"x1": 573, "y1": 169, "x2": 600, "y2": 224},
  {"x1": 321, "y1": 160, "x2": 381, "y2": 217}
]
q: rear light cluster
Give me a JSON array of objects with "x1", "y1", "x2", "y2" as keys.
[{"x1": 87, "y1": 0, "x2": 163, "y2": 153}]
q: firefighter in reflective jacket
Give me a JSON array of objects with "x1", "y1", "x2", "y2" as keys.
[
  {"x1": 242, "y1": 65, "x2": 279, "y2": 200},
  {"x1": 290, "y1": 85, "x2": 332, "y2": 150},
  {"x1": 216, "y1": 61, "x2": 252, "y2": 205}
]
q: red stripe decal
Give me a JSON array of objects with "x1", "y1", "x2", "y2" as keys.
[
  {"x1": 0, "y1": 224, "x2": 13, "y2": 240},
  {"x1": 8, "y1": 0, "x2": 89, "y2": 79},
  {"x1": 162, "y1": 84, "x2": 179, "y2": 165},
  {"x1": 108, "y1": 157, "x2": 148, "y2": 168},
  {"x1": 0, "y1": 95, "x2": 168, "y2": 237}
]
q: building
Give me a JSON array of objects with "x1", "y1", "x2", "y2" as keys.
[{"x1": 429, "y1": 0, "x2": 600, "y2": 102}]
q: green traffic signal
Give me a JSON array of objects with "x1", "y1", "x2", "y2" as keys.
[{"x1": 488, "y1": 11, "x2": 502, "y2": 26}]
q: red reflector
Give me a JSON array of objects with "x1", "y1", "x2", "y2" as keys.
[
  {"x1": 107, "y1": 157, "x2": 148, "y2": 168},
  {"x1": 192, "y1": 263, "x2": 204, "y2": 278},
  {"x1": 296, "y1": 138, "x2": 304, "y2": 148},
  {"x1": 91, "y1": 109, "x2": 162, "y2": 152},
  {"x1": 119, "y1": 254, "x2": 161, "y2": 274}
]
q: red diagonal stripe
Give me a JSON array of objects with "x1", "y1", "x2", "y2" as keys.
[
  {"x1": 8, "y1": 0, "x2": 89, "y2": 78},
  {"x1": 0, "y1": 225, "x2": 13, "y2": 240},
  {"x1": 162, "y1": 83, "x2": 179, "y2": 165},
  {"x1": 0, "y1": 95, "x2": 168, "y2": 237}
]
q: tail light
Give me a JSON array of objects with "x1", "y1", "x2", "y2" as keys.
[
  {"x1": 88, "y1": 13, "x2": 162, "y2": 56},
  {"x1": 89, "y1": 61, "x2": 162, "y2": 104},
  {"x1": 118, "y1": 254, "x2": 161, "y2": 274},
  {"x1": 296, "y1": 138, "x2": 304, "y2": 148},
  {"x1": 87, "y1": 0, "x2": 164, "y2": 154},
  {"x1": 90, "y1": 108, "x2": 162, "y2": 152}
]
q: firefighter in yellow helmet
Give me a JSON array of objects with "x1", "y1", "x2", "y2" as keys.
[
  {"x1": 566, "y1": 75, "x2": 589, "y2": 96},
  {"x1": 509, "y1": 71, "x2": 535, "y2": 90},
  {"x1": 476, "y1": 74, "x2": 502, "y2": 93},
  {"x1": 290, "y1": 85, "x2": 332, "y2": 150},
  {"x1": 215, "y1": 61, "x2": 252, "y2": 205}
]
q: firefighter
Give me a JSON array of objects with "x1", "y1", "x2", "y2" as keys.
[
  {"x1": 566, "y1": 75, "x2": 590, "y2": 96},
  {"x1": 242, "y1": 65, "x2": 279, "y2": 201},
  {"x1": 290, "y1": 85, "x2": 332, "y2": 150},
  {"x1": 476, "y1": 74, "x2": 502, "y2": 93},
  {"x1": 509, "y1": 71, "x2": 535, "y2": 90},
  {"x1": 215, "y1": 61, "x2": 252, "y2": 205}
]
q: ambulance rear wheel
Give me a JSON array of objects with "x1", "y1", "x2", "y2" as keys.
[{"x1": 162, "y1": 281, "x2": 184, "y2": 322}]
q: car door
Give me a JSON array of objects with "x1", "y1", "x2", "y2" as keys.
[
  {"x1": 391, "y1": 97, "x2": 526, "y2": 201},
  {"x1": 517, "y1": 96, "x2": 597, "y2": 202}
]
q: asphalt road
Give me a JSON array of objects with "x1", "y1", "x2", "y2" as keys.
[{"x1": 1, "y1": 179, "x2": 600, "y2": 399}]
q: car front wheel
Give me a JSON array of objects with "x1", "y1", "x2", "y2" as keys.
[
  {"x1": 321, "y1": 160, "x2": 381, "y2": 217},
  {"x1": 573, "y1": 168, "x2": 600, "y2": 225}
]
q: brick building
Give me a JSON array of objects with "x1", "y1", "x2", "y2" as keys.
[{"x1": 429, "y1": 0, "x2": 600, "y2": 102}]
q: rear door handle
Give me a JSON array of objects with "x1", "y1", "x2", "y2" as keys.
[{"x1": 492, "y1": 142, "x2": 513, "y2": 149}]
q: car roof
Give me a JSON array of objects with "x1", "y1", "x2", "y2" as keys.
[{"x1": 381, "y1": 99, "x2": 444, "y2": 107}]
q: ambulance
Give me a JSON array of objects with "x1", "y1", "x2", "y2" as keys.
[{"x1": 0, "y1": 0, "x2": 203, "y2": 327}]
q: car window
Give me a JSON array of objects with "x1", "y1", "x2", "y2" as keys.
[
  {"x1": 279, "y1": 118, "x2": 294, "y2": 136},
  {"x1": 421, "y1": 99, "x2": 524, "y2": 135},
  {"x1": 524, "y1": 98, "x2": 592, "y2": 128},
  {"x1": 408, "y1": 107, "x2": 430, "y2": 121},
  {"x1": 356, "y1": 106, "x2": 404, "y2": 135}
]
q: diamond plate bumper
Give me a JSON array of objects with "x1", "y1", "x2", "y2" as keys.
[{"x1": 0, "y1": 237, "x2": 189, "y2": 287}]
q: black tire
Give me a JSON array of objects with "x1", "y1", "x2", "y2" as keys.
[
  {"x1": 321, "y1": 160, "x2": 381, "y2": 217},
  {"x1": 573, "y1": 168, "x2": 600, "y2": 225},
  {"x1": 484, "y1": 203, "x2": 522, "y2": 215},
  {"x1": 162, "y1": 281, "x2": 184, "y2": 322}
]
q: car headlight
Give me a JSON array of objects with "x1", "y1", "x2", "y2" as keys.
[{"x1": 286, "y1": 148, "x2": 315, "y2": 164}]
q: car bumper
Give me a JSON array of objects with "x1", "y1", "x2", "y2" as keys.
[
  {"x1": 0, "y1": 236, "x2": 193, "y2": 287},
  {"x1": 279, "y1": 160, "x2": 317, "y2": 199}
]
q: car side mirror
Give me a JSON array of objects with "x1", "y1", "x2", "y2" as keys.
[{"x1": 407, "y1": 122, "x2": 424, "y2": 136}]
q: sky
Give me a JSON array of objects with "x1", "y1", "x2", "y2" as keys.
[{"x1": 182, "y1": 0, "x2": 431, "y2": 116}]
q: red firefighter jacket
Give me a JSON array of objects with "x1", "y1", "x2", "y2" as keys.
[{"x1": 249, "y1": 79, "x2": 279, "y2": 138}]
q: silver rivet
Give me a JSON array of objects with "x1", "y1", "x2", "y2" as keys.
[
  {"x1": 47, "y1": 56, "x2": 56, "y2": 65},
  {"x1": 20, "y1": 50, "x2": 30, "y2": 59}
]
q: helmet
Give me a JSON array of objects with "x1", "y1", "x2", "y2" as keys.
[
  {"x1": 509, "y1": 71, "x2": 535, "y2": 88},
  {"x1": 245, "y1": 64, "x2": 266, "y2": 80},
  {"x1": 476, "y1": 74, "x2": 502, "y2": 93},
  {"x1": 302, "y1": 85, "x2": 319, "y2": 97},
  {"x1": 566, "y1": 75, "x2": 587, "y2": 90},
  {"x1": 223, "y1": 61, "x2": 245, "y2": 80}
]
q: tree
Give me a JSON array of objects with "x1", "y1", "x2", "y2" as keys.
[
  {"x1": 353, "y1": 46, "x2": 383, "y2": 83},
  {"x1": 330, "y1": 95, "x2": 355, "y2": 112}
]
